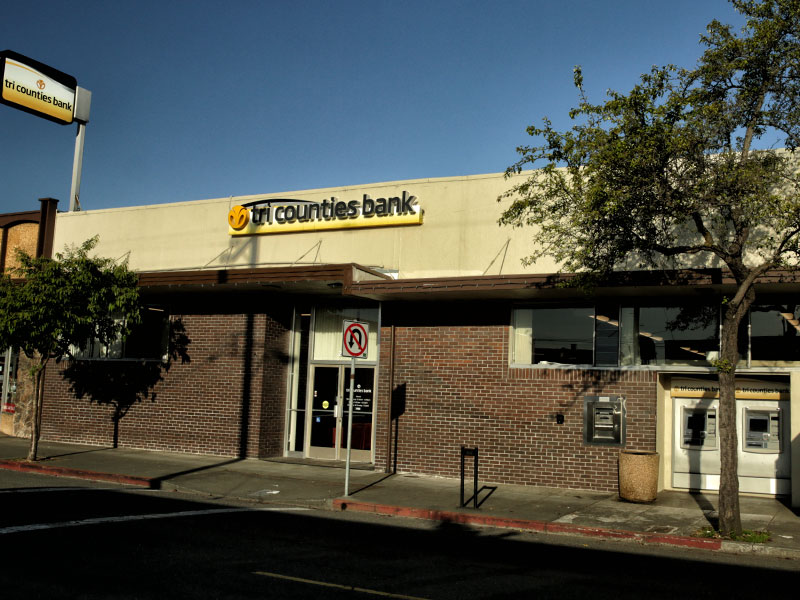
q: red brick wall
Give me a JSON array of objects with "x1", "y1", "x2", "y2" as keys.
[
  {"x1": 39, "y1": 294, "x2": 658, "y2": 492},
  {"x1": 375, "y1": 304, "x2": 657, "y2": 492},
  {"x1": 41, "y1": 295, "x2": 291, "y2": 458}
]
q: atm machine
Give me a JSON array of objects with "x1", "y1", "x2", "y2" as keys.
[
  {"x1": 672, "y1": 395, "x2": 790, "y2": 495},
  {"x1": 737, "y1": 402, "x2": 789, "y2": 493},
  {"x1": 584, "y1": 395, "x2": 625, "y2": 446}
]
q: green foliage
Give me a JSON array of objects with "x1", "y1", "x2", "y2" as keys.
[
  {"x1": 711, "y1": 358, "x2": 735, "y2": 373},
  {"x1": 499, "y1": 0, "x2": 800, "y2": 286},
  {"x1": 499, "y1": 0, "x2": 800, "y2": 537},
  {"x1": 695, "y1": 525, "x2": 772, "y2": 542},
  {"x1": 0, "y1": 236, "x2": 141, "y2": 368}
]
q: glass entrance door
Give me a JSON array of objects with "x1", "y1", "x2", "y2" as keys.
[
  {"x1": 307, "y1": 365, "x2": 374, "y2": 461},
  {"x1": 308, "y1": 366, "x2": 340, "y2": 459}
]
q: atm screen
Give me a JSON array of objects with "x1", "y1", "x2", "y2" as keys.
[
  {"x1": 686, "y1": 412, "x2": 705, "y2": 433},
  {"x1": 682, "y1": 408, "x2": 717, "y2": 448},
  {"x1": 749, "y1": 417, "x2": 769, "y2": 433}
]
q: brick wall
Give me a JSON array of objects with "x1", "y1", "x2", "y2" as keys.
[
  {"x1": 39, "y1": 293, "x2": 658, "y2": 492},
  {"x1": 41, "y1": 294, "x2": 291, "y2": 458},
  {"x1": 375, "y1": 303, "x2": 658, "y2": 492}
]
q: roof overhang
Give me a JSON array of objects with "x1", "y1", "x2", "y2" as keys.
[
  {"x1": 135, "y1": 265, "x2": 800, "y2": 302},
  {"x1": 347, "y1": 269, "x2": 800, "y2": 302},
  {"x1": 137, "y1": 263, "x2": 391, "y2": 297}
]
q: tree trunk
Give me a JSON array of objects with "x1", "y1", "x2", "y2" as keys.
[
  {"x1": 716, "y1": 288, "x2": 754, "y2": 537},
  {"x1": 717, "y1": 368, "x2": 741, "y2": 536},
  {"x1": 26, "y1": 366, "x2": 42, "y2": 462}
]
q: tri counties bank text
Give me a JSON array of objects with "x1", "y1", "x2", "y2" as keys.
[
  {"x1": 248, "y1": 191, "x2": 417, "y2": 225},
  {"x1": 3, "y1": 79, "x2": 73, "y2": 112}
]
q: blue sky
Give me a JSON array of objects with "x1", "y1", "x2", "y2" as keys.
[{"x1": 1, "y1": 1, "x2": 746, "y2": 214}]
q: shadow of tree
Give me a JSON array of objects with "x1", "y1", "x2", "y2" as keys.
[{"x1": 62, "y1": 318, "x2": 191, "y2": 448}]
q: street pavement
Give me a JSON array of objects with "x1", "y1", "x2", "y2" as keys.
[{"x1": 1, "y1": 434, "x2": 799, "y2": 558}]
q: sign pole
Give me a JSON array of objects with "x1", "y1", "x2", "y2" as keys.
[
  {"x1": 69, "y1": 86, "x2": 92, "y2": 212},
  {"x1": 69, "y1": 121, "x2": 86, "y2": 211},
  {"x1": 344, "y1": 356, "x2": 355, "y2": 496},
  {"x1": 341, "y1": 319, "x2": 368, "y2": 497}
]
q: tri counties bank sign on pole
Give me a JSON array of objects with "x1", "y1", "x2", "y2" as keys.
[
  {"x1": 0, "y1": 50, "x2": 76, "y2": 125},
  {"x1": 228, "y1": 192, "x2": 423, "y2": 236}
]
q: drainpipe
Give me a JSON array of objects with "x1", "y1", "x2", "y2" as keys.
[{"x1": 385, "y1": 322, "x2": 396, "y2": 474}]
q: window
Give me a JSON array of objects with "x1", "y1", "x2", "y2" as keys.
[
  {"x1": 512, "y1": 306, "x2": 619, "y2": 365},
  {"x1": 72, "y1": 306, "x2": 169, "y2": 361},
  {"x1": 529, "y1": 307, "x2": 594, "y2": 365},
  {"x1": 624, "y1": 305, "x2": 719, "y2": 366},
  {"x1": 594, "y1": 305, "x2": 620, "y2": 366},
  {"x1": 512, "y1": 300, "x2": 800, "y2": 368},
  {"x1": 512, "y1": 303, "x2": 717, "y2": 367},
  {"x1": 311, "y1": 306, "x2": 379, "y2": 362},
  {"x1": 750, "y1": 304, "x2": 800, "y2": 364}
]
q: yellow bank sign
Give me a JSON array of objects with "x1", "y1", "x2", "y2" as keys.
[
  {"x1": 672, "y1": 378, "x2": 789, "y2": 401},
  {"x1": 1, "y1": 50, "x2": 76, "y2": 125},
  {"x1": 228, "y1": 192, "x2": 423, "y2": 236}
]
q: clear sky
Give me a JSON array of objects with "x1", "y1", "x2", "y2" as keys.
[{"x1": 0, "y1": 0, "x2": 747, "y2": 215}]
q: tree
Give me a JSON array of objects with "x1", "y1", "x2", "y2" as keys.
[
  {"x1": 0, "y1": 237, "x2": 140, "y2": 461},
  {"x1": 499, "y1": 0, "x2": 800, "y2": 536}
]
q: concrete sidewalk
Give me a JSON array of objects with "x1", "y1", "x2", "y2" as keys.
[{"x1": 1, "y1": 434, "x2": 799, "y2": 558}]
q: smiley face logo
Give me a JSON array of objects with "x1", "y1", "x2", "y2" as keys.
[{"x1": 228, "y1": 205, "x2": 249, "y2": 230}]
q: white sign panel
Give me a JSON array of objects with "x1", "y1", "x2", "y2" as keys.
[{"x1": 342, "y1": 320, "x2": 369, "y2": 358}]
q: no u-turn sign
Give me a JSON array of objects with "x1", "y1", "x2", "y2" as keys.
[{"x1": 342, "y1": 320, "x2": 369, "y2": 358}]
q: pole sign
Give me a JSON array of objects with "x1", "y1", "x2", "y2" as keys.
[
  {"x1": 342, "y1": 320, "x2": 369, "y2": 359},
  {"x1": 0, "y1": 50, "x2": 76, "y2": 125}
]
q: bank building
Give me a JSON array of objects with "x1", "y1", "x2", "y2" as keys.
[{"x1": 1, "y1": 171, "x2": 798, "y2": 506}]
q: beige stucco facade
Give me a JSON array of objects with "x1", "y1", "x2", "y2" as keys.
[{"x1": 53, "y1": 172, "x2": 556, "y2": 278}]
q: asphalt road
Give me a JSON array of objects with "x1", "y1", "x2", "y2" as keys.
[{"x1": 1, "y1": 471, "x2": 798, "y2": 599}]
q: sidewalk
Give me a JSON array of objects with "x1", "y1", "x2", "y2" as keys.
[{"x1": 1, "y1": 434, "x2": 799, "y2": 558}]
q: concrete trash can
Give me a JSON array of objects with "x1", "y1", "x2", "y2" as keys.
[{"x1": 618, "y1": 450, "x2": 659, "y2": 502}]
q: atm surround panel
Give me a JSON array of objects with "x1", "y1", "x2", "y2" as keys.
[
  {"x1": 583, "y1": 395, "x2": 625, "y2": 446},
  {"x1": 681, "y1": 407, "x2": 717, "y2": 450},
  {"x1": 743, "y1": 408, "x2": 781, "y2": 453}
]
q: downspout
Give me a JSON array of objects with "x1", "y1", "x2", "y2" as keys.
[{"x1": 385, "y1": 322, "x2": 396, "y2": 474}]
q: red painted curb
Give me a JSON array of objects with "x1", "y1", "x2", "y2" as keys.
[
  {"x1": 0, "y1": 459, "x2": 154, "y2": 488},
  {"x1": 332, "y1": 499, "x2": 723, "y2": 551}
]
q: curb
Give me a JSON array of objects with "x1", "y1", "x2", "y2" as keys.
[
  {"x1": 333, "y1": 498, "x2": 724, "y2": 551},
  {"x1": 0, "y1": 459, "x2": 155, "y2": 488},
  {"x1": 3, "y1": 457, "x2": 798, "y2": 559}
]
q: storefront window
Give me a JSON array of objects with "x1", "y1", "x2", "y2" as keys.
[
  {"x1": 594, "y1": 305, "x2": 620, "y2": 367},
  {"x1": 512, "y1": 307, "x2": 594, "y2": 365},
  {"x1": 511, "y1": 309, "x2": 533, "y2": 364},
  {"x1": 71, "y1": 306, "x2": 170, "y2": 361},
  {"x1": 633, "y1": 305, "x2": 718, "y2": 366},
  {"x1": 312, "y1": 306, "x2": 379, "y2": 362},
  {"x1": 532, "y1": 306, "x2": 594, "y2": 365},
  {"x1": 750, "y1": 304, "x2": 800, "y2": 364},
  {"x1": 512, "y1": 304, "x2": 719, "y2": 367}
]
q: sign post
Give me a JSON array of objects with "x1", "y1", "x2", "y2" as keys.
[
  {"x1": 69, "y1": 86, "x2": 92, "y2": 211},
  {"x1": 341, "y1": 319, "x2": 369, "y2": 496}
]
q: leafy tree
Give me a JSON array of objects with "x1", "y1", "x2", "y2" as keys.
[
  {"x1": 0, "y1": 237, "x2": 140, "y2": 461},
  {"x1": 499, "y1": 0, "x2": 800, "y2": 536}
]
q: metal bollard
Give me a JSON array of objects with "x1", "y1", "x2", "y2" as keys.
[{"x1": 460, "y1": 445, "x2": 478, "y2": 508}]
